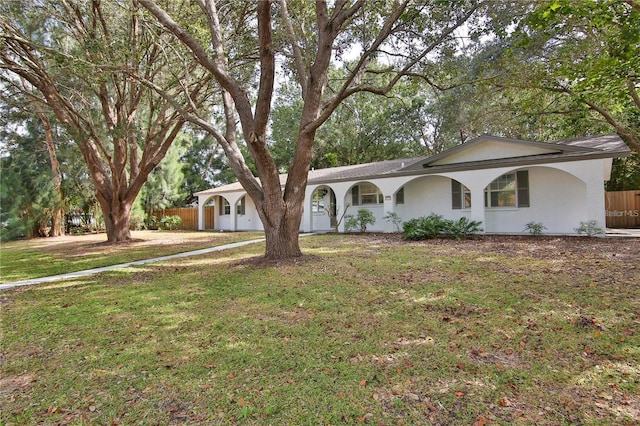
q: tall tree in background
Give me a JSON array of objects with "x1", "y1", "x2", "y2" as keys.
[
  {"x1": 138, "y1": 141, "x2": 188, "y2": 216},
  {"x1": 0, "y1": 107, "x2": 63, "y2": 240},
  {"x1": 484, "y1": 0, "x2": 640, "y2": 153},
  {"x1": 140, "y1": 0, "x2": 484, "y2": 259},
  {"x1": 0, "y1": 88, "x2": 67, "y2": 237},
  {"x1": 0, "y1": 0, "x2": 210, "y2": 242},
  {"x1": 180, "y1": 132, "x2": 238, "y2": 203},
  {"x1": 270, "y1": 78, "x2": 438, "y2": 171}
]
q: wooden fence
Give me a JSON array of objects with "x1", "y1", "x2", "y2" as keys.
[
  {"x1": 151, "y1": 207, "x2": 215, "y2": 230},
  {"x1": 605, "y1": 190, "x2": 640, "y2": 228}
]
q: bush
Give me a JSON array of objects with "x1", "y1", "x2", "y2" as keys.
[
  {"x1": 524, "y1": 221, "x2": 546, "y2": 236},
  {"x1": 383, "y1": 211, "x2": 403, "y2": 232},
  {"x1": 403, "y1": 213, "x2": 482, "y2": 240},
  {"x1": 575, "y1": 220, "x2": 605, "y2": 237},
  {"x1": 344, "y1": 209, "x2": 376, "y2": 233},
  {"x1": 145, "y1": 215, "x2": 160, "y2": 230},
  {"x1": 159, "y1": 215, "x2": 182, "y2": 230}
]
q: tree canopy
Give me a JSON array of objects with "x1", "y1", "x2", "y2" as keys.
[
  {"x1": 0, "y1": 0, "x2": 211, "y2": 242},
  {"x1": 482, "y1": 0, "x2": 640, "y2": 153}
]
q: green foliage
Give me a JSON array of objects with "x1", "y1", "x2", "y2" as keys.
[
  {"x1": 403, "y1": 214, "x2": 482, "y2": 240},
  {"x1": 575, "y1": 220, "x2": 605, "y2": 237},
  {"x1": 0, "y1": 114, "x2": 62, "y2": 241},
  {"x1": 180, "y1": 132, "x2": 239, "y2": 199},
  {"x1": 159, "y1": 215, "x2": 182, "y2": 231},
  {"x1": 524, "y1": 221, "x2": 546, "y2": 236},
  {"x1": 383, "y1": 211, "x2": 403, "y2": 232},
  {"x1": 140, "y1": 142, "x2": 188, "y2": 214},
  {"x1": 507, "y1": 0, "x2": 640, "y2": 153},
  {"x1": 270, "y1": 77, "x2": 437, "y2": 172},
  {"x1": 606, "y1": 154, "x2": 640, "y2": 191},
  {"x1": 344, "y1": 209, "x2": 376, "y2": 233}
]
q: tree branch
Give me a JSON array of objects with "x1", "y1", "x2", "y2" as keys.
[{"x1": 278, "y1": 0, "x2": 308, "y2": 97}]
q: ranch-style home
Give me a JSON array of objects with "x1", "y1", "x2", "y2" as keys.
[{"x1": 195, "y1": 134, "x2": 631, "y2": 235}]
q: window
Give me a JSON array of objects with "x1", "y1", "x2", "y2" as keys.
[
  {"x1": 312, "y1": 189, "x2": 326, "y2": 214},
  {"x1": 352, "y1": 183, "x2": 383, "y2": 205},
  {"x1": 236, "y1": 197, "x2": 245, "y2": 215},
  {"x1": 484, "y1": 171, "x2": 529, "y2": 208},
  {"x1": 451, "y1": 181, "x2": 471, "y2": 209},
  {"x1": 219, "y1": 198, "x2": 230, "y2": 215},
  {"x1": 396, "y1": 187, "x2": 405, "y2": 205}
]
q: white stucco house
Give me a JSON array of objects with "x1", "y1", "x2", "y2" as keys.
[{"x1": 194, "y1": 134, "x2": 631, "y2": 235}]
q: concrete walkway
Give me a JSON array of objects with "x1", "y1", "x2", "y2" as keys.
[
  {"x1": 607, "y1": 228, "x2": 640, "y2": 237},
  {"x1": 0, "y1": 238, "x2": 266, "y2": 291}
]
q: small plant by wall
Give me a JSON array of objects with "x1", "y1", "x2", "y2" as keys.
[
  {"x1": 403, "y1": 213, "x2": 482, "y2": 240},
  {"x1": 159, "y1": 215, "x2": 183, "y2": 230},
  {"x1": 575, "y1": 220, "x2": 605, "y2": 237},
  {"x1": 524, "y1": 221, "x2": 546, "y2": 236},
  {"x1": 383, "y1": 211, "x2": 403, "y2": 232},
  {"x1": 344, "y1": 209, "x2": 376, "y2": 233}
]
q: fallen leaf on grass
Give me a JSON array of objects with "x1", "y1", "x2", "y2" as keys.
[
  {"x1": 498, "y1": 396, "x2": 511, "y2": 407},
  {"x1": 473, "y1": 416, "x2": 491, "y2": 426}
]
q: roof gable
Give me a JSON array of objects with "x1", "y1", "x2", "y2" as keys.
[{"x1": 419, "y1": 135, "x2": 585, "y2": 167}]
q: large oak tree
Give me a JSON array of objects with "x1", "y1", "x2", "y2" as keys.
[
  {"x1": 0, "y1": 0, "x2": 210, "y2": 242},
  {"x1": 139, "y1": 0, "x2": 484, "y2": 259}
]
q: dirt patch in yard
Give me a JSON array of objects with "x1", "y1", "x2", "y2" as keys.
[{"x1": 343, "y1": 233, "x2": 640, "y2": 282}]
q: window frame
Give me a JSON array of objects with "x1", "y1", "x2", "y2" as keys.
[
  {"x1": 352, "y1": 183, "x2": 383, "y2": 206},
  {"x1": 219, "y1": 198, "x2": 231, "y2": 215},
  {"x1": 451, "y1": 180, "x2": 471, "y2": 209},
  {"x1": 484, "y1": 171, "x2": 529, "y2": 208},
  {"x1": 236, "y1": 196, "x2": 245, "y2": 215}
]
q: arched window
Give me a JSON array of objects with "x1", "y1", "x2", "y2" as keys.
[
  {"x1": 484, "y1": 171, "x2": 529, "y2": 208},
  {"x1": 352, "y1": 183, "x2": 383, "y2": 205}
]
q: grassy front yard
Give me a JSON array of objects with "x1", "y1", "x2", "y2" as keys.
[
  {"x1": 1, "y1": 234, "x2": 638, "y2": 425},
  {"x1": 0, "y1": 230, "x2": 264, "y2": 283}
]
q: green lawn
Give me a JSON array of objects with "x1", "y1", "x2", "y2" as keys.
[
  {"x1": 0, "y1": 230, "x2": 264, "y2": 283},
  {"x1": 1, "y1": 234, "x2": 638, "y2": 425}
]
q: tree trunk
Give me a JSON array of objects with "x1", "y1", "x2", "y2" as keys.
[
  {"x1": 263, "y1": 216, "x2": 303, "y2": 259},
  {"x1": 99, "y1": 197, "x2": 133, "y2": 242},
  {"x1": 37, "y1": 110, "x2": 65, "y2": 237},
  {"x1": 260, "y1": 196, "x2": 304, "y2": 259}
]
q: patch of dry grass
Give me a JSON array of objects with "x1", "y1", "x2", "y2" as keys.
[{"x1": 0, "y1": 230, "x2": 264, "y2": 283}]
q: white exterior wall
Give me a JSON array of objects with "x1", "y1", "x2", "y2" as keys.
[
  {"x1": 236, "y1": 197, "x2": 263, "y2": 231},
  {"x1": 481, "y1": 167, "x2": 586, "y2": 234},
  {"x1": 399, "y1": 175, "x2": 471, "y2": 222},
  {"x1": 200, "y1": 158, "x2": 611, "y2": 235}
]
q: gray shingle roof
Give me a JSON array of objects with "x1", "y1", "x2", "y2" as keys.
[{"x1": 195, "y1": 134, "x2": 630, "y2": 196}]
